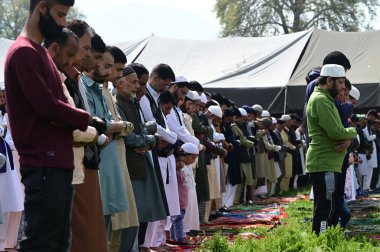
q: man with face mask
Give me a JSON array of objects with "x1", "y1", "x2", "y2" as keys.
[
  {"x1": 306, "y1": 64, "x2": 357, "y2": 235},
  {"x1": 3, "y1": 0, "x2": 109, "y2": 251}
]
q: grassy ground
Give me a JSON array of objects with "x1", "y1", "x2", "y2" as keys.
[{"x1": 199, "y1": 186, "x2": 380, "y2": 252}]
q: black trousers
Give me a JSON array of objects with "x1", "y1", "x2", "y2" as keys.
[
  {"x1": 310, "y1": 171, "x2": 339, "y2": 235},
  {"x1": 19, "y1": 166, "x2": 73, "y2": 252}
]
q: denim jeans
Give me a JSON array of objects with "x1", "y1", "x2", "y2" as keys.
[
  {"x1": 339, "y1": 201, "x2": 351, "y2": 229},
  {"x1": 170, "y1": 209, "x2": 186, "y2": 242}
]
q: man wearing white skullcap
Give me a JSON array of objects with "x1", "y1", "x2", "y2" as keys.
[{"x1": 306, "y1": 64, "x2": 357, "y2": 235}]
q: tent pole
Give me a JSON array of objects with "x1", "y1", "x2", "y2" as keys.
[{"x1": 283, "y1": 86, "x2": 288, "y2": 114}]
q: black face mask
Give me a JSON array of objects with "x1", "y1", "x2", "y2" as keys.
[{"x1": 39, "y1": 8, "x2": 63, "y2": 40}]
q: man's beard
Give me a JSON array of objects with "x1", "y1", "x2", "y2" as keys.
[
  {"x1": 39, "y1": 9, "x2": 63, "y2": 40},
  {"x1": 93, "y1": 68, "x2": 108, "y2": 83},
  {"x1": 328, "y1": 81, "x2": 339, "y2": 98}
]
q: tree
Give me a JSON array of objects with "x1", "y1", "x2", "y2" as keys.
[
  {"x1": 214, "y1": 0, "x2": 379, "y2": 37},
  {"x1": 0, "y1": 0, "x2": 29, "y2": 40},
  {"x1": 0, "y1": 0, "x2": 85, "y2": 40}
]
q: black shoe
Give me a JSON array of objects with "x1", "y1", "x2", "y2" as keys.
[{"x1": 219, "y1": 206, "x2": 230, "y2": 212}]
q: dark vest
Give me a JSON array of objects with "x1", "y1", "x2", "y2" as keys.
[
  {"x1": 145, "y1": 88, "x2": 165, "y2": 128},
  {"x1": 116, "y1": 93, "x2": 147, "y2": 179},
  {"x1": 64, "y1": 77, "x2": 100, "y2": 169}
]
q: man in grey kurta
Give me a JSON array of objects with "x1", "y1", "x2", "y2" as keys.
[{"x1": 115, "y1": 66, "x2": 167, "y2": 246}]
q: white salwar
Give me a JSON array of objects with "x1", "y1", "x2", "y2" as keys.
[
  {"x1": 0, "y1": 113, "x2": 23, "y2": 250},
  {"x1": 183, "y1": 165, "x2": 200, "y2": 232},
  {"x1": 363, "y1": 127, "x2": 377, "y2": 190}
]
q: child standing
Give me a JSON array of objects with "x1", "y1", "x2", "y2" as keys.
[
  {"x1": 171, "y1": 149, "x2": 188, "y2": 243},
  {"x1": 181, "y1": 143, "x2": 200, "y2": 235}
]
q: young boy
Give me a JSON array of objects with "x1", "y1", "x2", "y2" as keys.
[
  {"x1": 171, "y1": 149, "x2": 188, "y2": 243},
  {"x1": 181, "y1": 143, "x2": 200, "y2": 235}
]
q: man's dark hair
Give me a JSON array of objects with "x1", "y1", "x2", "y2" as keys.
[
  {"x1": 367, "y1": 109, "x2": 378, "y2": 118},
  {"x1": 174, "y1": 148, "x2": 186, "y2": 158},
  {"x1": 90, "y1": 33, "x2": 106, "y2": 53},
  {"x1": 345, "y1": 79, "x2": 352, "y2": 91},
  {"x1": 129, "y1": 63, "x2": 149, "y2": 78},
  {"x1": 43, "y1": 27, "x2": 78, "y2": 48},
  {"x1": 204, "y1": 92, "x2": 211, "y2": 99},
  {"x1": 158, "y1": 91, "x2": 176, "y2": 105},
  {"x1": 205, "y1": 100, "x2": 217, "y2": 109},
  {"x1": 318, "y1": 76, "x2": 339, "y2": 85},
  {"x1": 107, "y1": 46, "x2": 126, "y2": 64},
  {"x1": 67, "y1": 19, "x2": 92, "y2": 39},
  {"x1": 189, "y1": 80, "x2": 204, "y2": 92},
  {"x1": 150, "y1": 64, "x2": 175, "y2": 81},
  {"x1": 30, "y1": 0, "x2": 75, "y2": 12},
  {"x1": 323, "y1": 51, "x2": 351, "y2": 70}
]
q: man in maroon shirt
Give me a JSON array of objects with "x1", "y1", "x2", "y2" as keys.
[{"x1": 4, "y1": 1, "x2": 106, "y2": 251}]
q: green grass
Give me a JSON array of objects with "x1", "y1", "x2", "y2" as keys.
[{"x1": 199, "y1": 190, "x2": 380, "y2": 252}]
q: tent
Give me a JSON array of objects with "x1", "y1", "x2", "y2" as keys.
[
  {"x1": 1, "y1": 29, "x2": 380, "y2": 113},
  {"x1": 287, "y1": 29, "x2": 380, "y2": 113},
  {"x1": 117, "y1": 28, "x2": 380, "y2": 114},
  {"x1": 0, "y1": 38, "x2": 14, "y2": 83}
]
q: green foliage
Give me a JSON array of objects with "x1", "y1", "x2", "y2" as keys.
[
  {"x1": 213, "y1": 0, "x2": 379, "y2": 37},
  {"x1": 0, "y1": 0, "x2": 85, "y2": 40},
  {"x1": 0, "y1": 0, "x2": 29, "y2": 40},
  {"x1": 201, "y1": 199, "x2": 380, "y2": 252}
]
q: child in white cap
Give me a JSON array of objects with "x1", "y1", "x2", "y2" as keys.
[{"x1": 181, "y1": 143, "x2": 200, "y2": 236}]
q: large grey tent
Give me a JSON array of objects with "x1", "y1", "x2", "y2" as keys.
[
  {"x1": 117, "y1": 28, "x2": 380, "y2": 114},
  {"x1": 2, "y1": 29, "x2": 380, "y2": 113}
]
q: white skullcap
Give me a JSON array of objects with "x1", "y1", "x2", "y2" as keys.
[
  {"x1": 192, "y1": 91, "x2": 200, "y2": 100},
  {"x1": 252, "y1": 104, "x2": 263, "y2": 113},
  {"x1": 200, "y1": 92, "x2": 207, "y2": 104},
  {"x1": 238, "y1": 108, "x2": 248, "y2": 117},
  {"x1": 320, "y1": 64, "x2": 345, "y2": 78},
  {"x1": 211, "y1": 99, "x2": 220, "y2": 106},
  {"x1": 208, "y1": 105, "x2": 223, "y2": 118},
  {"x1": 0, "y1": 82, "x2": 4, "y2": 91},
  {"x1": 172, "y1": 76, "x2": 188, "y2": 83},
  {"x1": 272, "y1": 117, "x2": 277, "y2": 124},
  {"x1": 185, "y1": 91, "x2": 196, "y2": 101},
  {"x1": 349, "y1": 85, "x2": 360, "y2": 100},
  {"x1": 181, "y1": 143, "x2": 199, "y2": 155},
  {"x1": 279, "y1": 114, "x2": 291, "y2": 121},
  {"x1": 261, "y1": 110, "x2": 270, "y2": 117}
]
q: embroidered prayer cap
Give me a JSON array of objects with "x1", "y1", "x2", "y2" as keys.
[
  {"x1": 320, "y1": 64, "x2": 345, "y2": 78},
  {"x1": 252, "y1": 104, "x2": 263, "y2": 113},
  {"x1": 272, "y1": 117, "x2": 277, "y2": 124},
  {"x1": 122, "y1": 66, "x2": 136, "y2": 76},
  {"x1": 238, "y1": 108, "x2": 247, "y2": 117},
  {"x1": 208, "y1": 105, "x2": 223, "y2": 118},
  {"x1": 181, "y1": 143, "x2": 199, "y2": 155}
]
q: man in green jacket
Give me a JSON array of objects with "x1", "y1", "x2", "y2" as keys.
[{"x1": 306, "y1": 64, "x2": 357, "y2": 235}]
